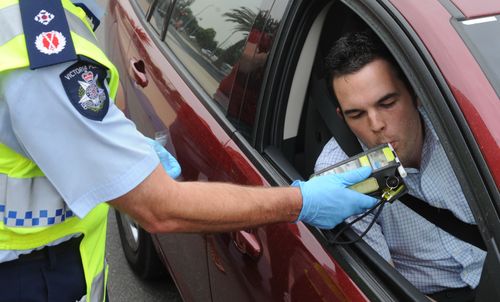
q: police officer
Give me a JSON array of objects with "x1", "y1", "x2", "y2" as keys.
[{"x1": 0, "y1": 0, "x2": 377, "y2": 301}]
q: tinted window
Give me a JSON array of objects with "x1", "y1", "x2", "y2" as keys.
[
  {"x1": 135, "y1": 0, "x2": 154, "y2": 15},
  {"x1": 164, "y1": 0, "x2": 274, "y2": 138},
  {"x1": 150, "y1": 0, "x2": 173, "y2": 34}
]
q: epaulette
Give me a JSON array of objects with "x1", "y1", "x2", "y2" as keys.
[{"x1": 19, "y1": 0, "x2": 77, "y2": 69}]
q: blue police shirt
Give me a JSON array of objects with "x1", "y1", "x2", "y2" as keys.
[{"x1": 0, "y1": 61, "x2": 159, "y2": 261}]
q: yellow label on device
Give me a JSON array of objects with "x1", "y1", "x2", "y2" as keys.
[
  {"x1": 383, "y1": 147, "x2": 395, "y2": 161},
  {"x1": 349, "y1": 177, "x2": 379, "y2": 194},
  {"x1": 359, "y1": 156, "x2": 371, "y2": 167}
]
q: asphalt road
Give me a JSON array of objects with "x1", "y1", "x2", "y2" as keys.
[{"x1": 96, "y1": 1, "x2": 181, "y2": 301}]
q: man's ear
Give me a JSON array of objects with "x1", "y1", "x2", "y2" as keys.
[{"x1": 336, "y1": 107, "x2": 344, "y2": 121}]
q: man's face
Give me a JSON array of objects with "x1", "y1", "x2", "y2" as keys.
[{"x1": 333, "y1": 59, "x2": 423, "y2": 168}]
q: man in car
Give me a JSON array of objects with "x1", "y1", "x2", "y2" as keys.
[
  {"x1": 315, "y1": 30, "x2": 486, "y2": 302},
  {"x1": 0, "y1": 1, "x2": 376, "y2": 301}
]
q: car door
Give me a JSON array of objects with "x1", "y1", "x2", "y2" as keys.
[{"x1": 113, "y1": 0, "x2": 236, "y2": 300}]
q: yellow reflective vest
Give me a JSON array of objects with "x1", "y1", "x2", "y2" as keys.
[{"x1": 0, "y1": 1, "x2": 119, "y2": 301}]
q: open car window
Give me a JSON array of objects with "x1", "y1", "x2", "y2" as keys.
[{"x1": 258, "y1": 0, "x2": 494, "y2": 300}]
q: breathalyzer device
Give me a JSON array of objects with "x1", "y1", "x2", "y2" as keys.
[{"x1": 312, "y1": 143, "x2": 407, "y2": 203}]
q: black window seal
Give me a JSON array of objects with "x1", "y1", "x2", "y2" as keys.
[
  {"x1": 254, "y1": 0, "x2": 313, "y2": 152},
  {"x1": 145, "y1": 0, "x2": 156, "y2": 21}
]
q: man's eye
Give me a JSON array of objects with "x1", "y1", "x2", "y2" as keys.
[
  {"x1": 380, "y1": 99, "x2": 396, "y2": 108},
  {"x1": 347, "y1": 112, "x2": 364, "y2": 119}
]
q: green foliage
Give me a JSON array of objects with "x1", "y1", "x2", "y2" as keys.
[{"x1": 196, "y1": 28, "x2": 217, "y2": 50}]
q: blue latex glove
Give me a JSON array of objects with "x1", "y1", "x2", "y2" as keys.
[
  {"x1": 146, "y1": 137, "x2": 182, "y2": 179},
  {"x1": 292, "y1": 167, "x2": 378, "y2": 229}
]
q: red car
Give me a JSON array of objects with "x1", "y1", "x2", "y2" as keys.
[{"x1": 104, "y1": 0, "x2": 500, "y2": 300}]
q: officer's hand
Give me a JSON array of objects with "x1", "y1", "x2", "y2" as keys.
[
  {"x1": 292, "y1": 167, "x2": 377, "y2": 229},
  {"x1": 146, "y1": 138, "x2": 181, "y2": 179}
]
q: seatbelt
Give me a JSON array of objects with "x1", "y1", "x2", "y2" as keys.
[
  {"x1": 324, "y1": 108, "x2": 485, "y2": 250},
  {"x1": 398, "y1": 195, "x2": 486, "y2": 251},
  {"x1": 335, "y1": 134, "x2": 486, "y2": 250}
]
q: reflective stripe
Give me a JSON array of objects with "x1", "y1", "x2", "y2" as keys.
[
  {"x1": 0, "y1": 3, "x2": 97, "y2": 48},
  {"x1": 90, "y1": 263, "x2": 106, "y2": 302},
  {"x1": 0, "y1": 4, "x2": 22, "y2": 46},
  {"x1": 0, "y1": 174, "x2": 73, "y2": 227}
]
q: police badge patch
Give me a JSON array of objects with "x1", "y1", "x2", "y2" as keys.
[{"x1": 60, "y1": 61, "x2": 110, "y2": 121}]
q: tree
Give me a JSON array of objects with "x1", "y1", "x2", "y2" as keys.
[{"x1": 195, "y1": 28, "x2": 217, "y2": 51}]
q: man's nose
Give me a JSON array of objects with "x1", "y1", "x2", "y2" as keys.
[{"x1": 368, "y1": 111, "x2": 385, "y2": 132}]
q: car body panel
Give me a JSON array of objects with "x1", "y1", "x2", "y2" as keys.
[
  {"x1": 208, "y1": 142, "x2": 368, "y2": 302},
  {"x1": 108, "y1": 1, "x2": 234, "y2": 300},
  {"x1": 450, "y1": 0, "x2": 500, "y2": 18},
  {"x1": 153, "y1": 233, "x2": 211, "y2": 301},
  {"x1": 389, "y1": 0, "x2": 500, "y2": 186}
]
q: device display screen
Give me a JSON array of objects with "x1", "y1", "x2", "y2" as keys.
[{"x1": 314, "y1": 144, "x2": 397, "y2": 177}]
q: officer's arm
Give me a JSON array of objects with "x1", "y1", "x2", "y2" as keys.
[
  {"x1": 109, "y1": 164, "x2": 377, "y2": 234},
  {"x1": 108, "y1": 164, "x2": 302, "y2": 233}
]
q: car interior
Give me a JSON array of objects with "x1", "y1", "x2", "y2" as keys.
[{"x1": 277, "y1": 2, "x2": 371, "y2": 180}]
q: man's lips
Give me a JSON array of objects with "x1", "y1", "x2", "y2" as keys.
[{"x1": 376, "y1": 140, "x2": 397, "y2": 147}]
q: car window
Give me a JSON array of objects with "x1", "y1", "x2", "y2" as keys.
[
  {"x1": 150, "y1": 0, "x2": 173, "y2": 34},
  {"x1": 164, "y1": 0, "x2": 272, "y2": 139},
  {"x1": 135, "y1": 0, "x2": 154, "y2": 15}
]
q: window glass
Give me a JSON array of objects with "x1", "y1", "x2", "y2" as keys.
[
  {"x1": 165, "y1": 0, "x2": 273, "y2": 138},
  {"x1": 150, "y1": 0, "x2": 172, "y2": 34},
  {"x1": 135, "y1": 0, "x2": 154, "y2": 15}
]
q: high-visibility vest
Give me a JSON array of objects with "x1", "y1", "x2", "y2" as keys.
[{"x1": 0, "y1": 1, "x2": 119, "y2": 301}]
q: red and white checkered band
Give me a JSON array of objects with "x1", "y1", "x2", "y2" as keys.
[
  {"x1": 34, "y1": 10, "x2": 55, "y2": 26},
  {"x1": 35, "y1": 31, "x2": 66, "y2": 55}
]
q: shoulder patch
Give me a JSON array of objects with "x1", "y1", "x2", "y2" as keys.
[
  {"x1": 19, "y1": 0, "x2": 77, "y2": 69},
  {"x1": 60, "y1": 61, "x2": 110, "y2": 121}
]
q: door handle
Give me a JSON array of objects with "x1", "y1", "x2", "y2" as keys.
[
  {"x1": 129, "y1": 59, "x2": 148, "y2": 87},
  {"x1": 232, "y1": 230, "x2": 261, "y2": 258}
]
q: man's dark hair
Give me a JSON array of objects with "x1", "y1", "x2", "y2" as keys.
[{"x1": 325, "y1": 30, "x2": 415, "y2": 98}]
